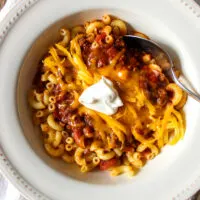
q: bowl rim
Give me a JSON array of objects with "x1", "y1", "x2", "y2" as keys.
[
  {"x1": 0, "y1": 1, "x2": 49, "y2": 199},
  {"x1": 0, "y1": 0, "x2": 200, "y2": 200}
]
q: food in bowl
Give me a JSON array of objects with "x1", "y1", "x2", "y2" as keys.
[{"x1": 28, "y1": 15, "x2": 187, "y2": 177}]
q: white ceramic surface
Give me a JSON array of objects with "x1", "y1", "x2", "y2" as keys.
[{"x1": 0, "y1": 0, "x2": 200, "y2": 200}]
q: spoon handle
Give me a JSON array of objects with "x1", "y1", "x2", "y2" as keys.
[{"x1": 170, "y1": 68, "x2": 200, "y2": 103}]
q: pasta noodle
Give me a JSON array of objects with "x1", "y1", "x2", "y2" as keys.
[
  {"x1": 102, "y1": 14, "x2": 111, "y2": 25},
  {"x1": 110, "y1": 166, "x2": 135, "y2": 177},
  {"x1": 71, "y1": 25, "x2": 85, "y2": 39},
  {"x1": 47, "y1": 114, "x2": 64, "y2": 131},
  {"x1": 44, "y1": 143, "x2": 64, "y2": 157},
  {"x1": 53, "y1": 131, "x2": 62, "y2": 147},
  {"x1": 28, "y1": 15, "x2": 187, "y2": 177},
  {"x1": 59, "y1": 28, "x2": 71, "y2": 47},
  {"x1": 28, "y1": 90, "x2": 45, "y2": 110},
  {"x1": 62, "y1": 153, "x2": 74, "y2": 163},
  {"x1": 110, "y1": 19, "x2": 127, "y2": 35}
]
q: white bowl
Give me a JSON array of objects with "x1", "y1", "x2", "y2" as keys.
[{"x1": 0, "y1": 0, "x2": 200, "y2": 200}]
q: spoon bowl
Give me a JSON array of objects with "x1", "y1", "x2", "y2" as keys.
[{"x1": 123, "y1": 35, "x2": 200, "y2": 103}]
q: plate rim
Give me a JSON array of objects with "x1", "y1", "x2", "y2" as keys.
[
  {"x1": 0, "y1": 1, "x2": 49, "y2": 199},
  {"x1": 0, "y1": 0, "x2": 200, "y2": 200}
]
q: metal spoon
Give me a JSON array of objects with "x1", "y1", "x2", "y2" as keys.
[{"x1": 123, "y1": 35, "x2": 200, "y2": 103}]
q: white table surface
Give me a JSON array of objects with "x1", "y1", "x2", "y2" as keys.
[{"x1": 0, "y1": 0, "x2": 199, "y2": 200}]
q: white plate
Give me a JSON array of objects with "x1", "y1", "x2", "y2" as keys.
[{"x1": 0, "y1": 0, "x2": 200, "y2": 200}]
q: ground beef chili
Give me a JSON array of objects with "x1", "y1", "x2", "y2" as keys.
[
  {"x1": 78, "y1": 30, "x2": 170, "y2": 106},
  {"x1": 39, "y1": 31, "x2": 170, "y2": 153},
  {"x1": 139, "y1": 64, "x2": 169, "y2": 105},
  {"x1": 72, "y1": 127, "x2": 85, "y2": 148},
  {"x1": 80, "y1": 33, "x2": 124, "y2": 69}
]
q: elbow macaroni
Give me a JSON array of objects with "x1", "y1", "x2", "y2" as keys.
[
  {"x1": 59, "y1": 28, "x2": 71, "y2": 47},
  {"x1": 110, "y1": 166, "x2": 135, "y2": 177},
  {"x1": 47, "y1": 114, "x2": 64, "y2": 131},
  {"x1": 95, "y1": 149, "x2": 115, "y2": 160},
  {"x1": 74, "y1": 147, "x2": 86, "y2": 166},
  {"x1": 28, "y1": 90, "x2": 45, "y2": 110},
  {"x1": 44, "y1": 143, "x2": 64, "y2": 157},
  {"x1": 110, "y1": 19, "x2": 127, "y2": 35}
]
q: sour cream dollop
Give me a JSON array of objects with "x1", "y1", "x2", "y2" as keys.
[{"x1": 79, "y1": 77, "x2": 123, "y2": 115}]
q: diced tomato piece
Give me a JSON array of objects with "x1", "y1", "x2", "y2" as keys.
[
  {"x1": 95, "y1": 32, "x2": 106, "y2": 43},
  {"x1": 99, "y1": 158, "x2": 117, "y2": 170},
  {"x1": 73, "y1": 128, "x2": 85, "y2": 148}
]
